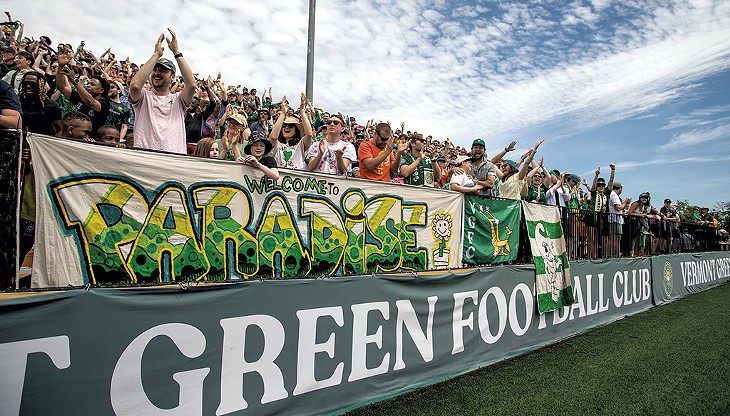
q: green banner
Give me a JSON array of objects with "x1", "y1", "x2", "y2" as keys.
[
  {"x1": 462, "y1": 196, "x2": 520, "y2": 265},
  {"x1": 650, "y1": 252, "x2": 730, "y2": 305},
  {"x1": 0, "y1": 257, "x2": 658, "y2": 416}
]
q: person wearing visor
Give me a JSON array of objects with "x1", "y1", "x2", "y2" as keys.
[
  {"x1": 129, "y1": 29, "x2": 196, "y2": 153},
  {"x1": 448, "y1": 156, "x2": 481, "y2": 193},
  {"x1": 268, "y1": 93, "x2": 313, "y2": 170}
]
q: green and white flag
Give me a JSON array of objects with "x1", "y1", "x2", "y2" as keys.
[
  {"x1": 462, "y1": 195, "x2": 520, "y2": 265},
  {"x1": 522, "y1": 201, "x2": 575, "y2": 313}
]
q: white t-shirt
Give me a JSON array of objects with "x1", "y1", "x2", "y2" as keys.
[
  {"x1": 449, "y1": 172, "x2": 476, "y2": 189},
  {"x1": 2, "y1": 69, "x2": 24, "y2": 93},
  {"x1": 306, "y1": 139, "x2": 357, "y2": 176},
  {"x1": 270, "y1": 139, "x2": 307, "y2": 170},
  {"x1": 131, "y1": 88, "x2": 187, "y2": 154},
  {"x1": 609, "y1": 191, "x2": 624, "y2": 224}
]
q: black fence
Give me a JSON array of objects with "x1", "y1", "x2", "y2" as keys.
[
  {"x1": 0, "y1": 129, "x2": 21, "y2": 291},
  {"x1": 501, "y1": 200, "x2": 720, "y2": 266},
  {"x1": 558, "y1": 206, "x2": 718, "y2": 260}
]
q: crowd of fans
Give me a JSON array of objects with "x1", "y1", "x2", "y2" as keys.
[{"x1": 0, "y1": 15, "x2": 721, "y2": 269}]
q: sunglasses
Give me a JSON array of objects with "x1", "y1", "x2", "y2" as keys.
[
  {"x1": 327, "y1": 119, "x2": 341, "y2": 126},
  {"x1": 283, "y1": 123, "x2": 296, "y2": 129}
]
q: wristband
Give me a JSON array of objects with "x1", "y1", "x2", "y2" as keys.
[{"x1": 174, "y1": 52, "x2": 183, "y2": 59}]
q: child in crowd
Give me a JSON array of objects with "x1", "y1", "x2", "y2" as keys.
[
  {"x1": 237, "y1": 131, "x2": 279, "y2": 180},
  {"x1": 448, "y1": 156, "x2": 482, "y2": 193},
  {"x1": 193, "y1": 136, "x2": 219, "y2": 158}
]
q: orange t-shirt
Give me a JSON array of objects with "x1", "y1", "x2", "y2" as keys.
[{"x1": 357, "y1": 140, "x2": 394, "y2": 182}]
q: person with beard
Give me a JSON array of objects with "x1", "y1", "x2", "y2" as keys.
[
  {"x1": 55, "y1": 46, "x2": 110, "y2": 135},
  {"x1": 358, "y1": 121, "x2": 407, "y2": 182},
  {"x1": 469, "y1": 138, "x2": 498, "y2": 196},
  {"x1": 268, "y1": 93, "x2": 314, "y2": 170},
  {"x1": 106, "y1": 81, "x2": 130, "y2": 142},
  {"x1": 399, "y1": 133, "x2": 441, "y2": 187},
  {"x1": 129, "y1": 29, "x2": 196, "y2": 154}
]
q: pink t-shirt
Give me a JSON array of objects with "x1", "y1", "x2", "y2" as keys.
[{"x1": 131, "y1": 88, "x2": 187, "y2": 154}]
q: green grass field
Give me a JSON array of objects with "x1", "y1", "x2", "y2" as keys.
[{"x1": 346, "y1": 283, "x2": 730, "y2": 415}]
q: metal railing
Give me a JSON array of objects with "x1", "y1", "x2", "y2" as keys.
[{"x1": 558, "y1": 206, "x2": 719, "y2": 260}]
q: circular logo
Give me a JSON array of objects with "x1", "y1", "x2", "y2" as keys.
[{"x1": 663, "y1": 261, "x2": 673, "y2": 297}]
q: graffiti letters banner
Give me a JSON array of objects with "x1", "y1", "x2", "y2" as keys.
[
  {"x1": 27, "y1": 133, "x2": 463, "y2": 288},
  {"x1": 462, "y1": 195, "x2": 520, "y2": 265},
  {"x1": 522, "y1": 201, "x2": 574, "y2": 313}
]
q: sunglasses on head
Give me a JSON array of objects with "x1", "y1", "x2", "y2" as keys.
[{"x1": 327, "y1": 119, "x2": 341, "y2": 126}]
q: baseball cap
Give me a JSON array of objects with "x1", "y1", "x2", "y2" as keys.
[
  {"x1": 226, "y1": 113, "x2": 248, "y2": 127},
  {"x1": 472, "y1": 138, "x2": 486, "y2": 147},
  {"x1": 155, "y1": 57, "x2": 176, "y2": 73},
  {"x1": 453, "y1": 155, "x2": 471, "y2": 165},
  {"x1": 664, "y1": 198, "x2": 671, "y2": 203}
]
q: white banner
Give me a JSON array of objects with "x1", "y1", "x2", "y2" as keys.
[{"x1": 28, "y1": 133, "x2": 463, "y2": 288}]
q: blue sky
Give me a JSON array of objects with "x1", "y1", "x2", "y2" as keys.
[{"x1": 11, "y1": 0, "x2": 730, "y2": 208}]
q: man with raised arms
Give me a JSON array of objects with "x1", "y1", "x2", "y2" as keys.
[{"x1": 128, "y1": 29, "x2": 196, "y2": 153}]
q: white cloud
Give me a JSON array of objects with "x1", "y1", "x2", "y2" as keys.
[
  {"x1": 659, "y1": 123, "x2": 730, "y2": 150},
  {"x1": 7, "y1": 0, "x2": 730, "y2": 152}
]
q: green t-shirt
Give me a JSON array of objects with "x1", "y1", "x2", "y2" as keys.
[
  {"x1": 107, "y1": 100, "x2": 131, "y2": 129},
  {"x1": 400, "y1": 153, "x2": 434, "y2": 187},
  {"x1": 524, "y1": 184, "x2": 547, "y2": 204}
]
